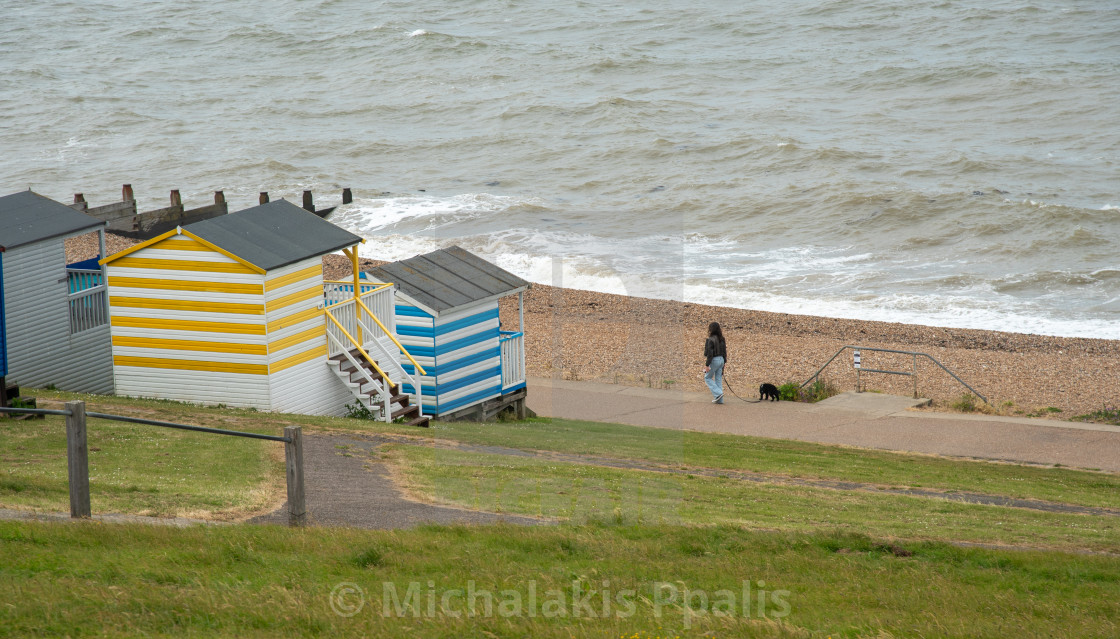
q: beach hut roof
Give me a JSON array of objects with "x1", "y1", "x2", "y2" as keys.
[
  {"x1": 0, "y1": 191, "x2": 104, "y2": 251},
  {"x1": 183, "y1": 200, "x2": 363, "y2": 271},
  {"x1": 102, "y1": 199, "x2": 363, "y2": 272},
  {"x1": 366, "y1": 246, "x2": 530, "y2": 316}
]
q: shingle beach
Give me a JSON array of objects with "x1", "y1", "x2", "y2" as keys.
[{"x1": 70, "y1": 233, "x2": 1119, "y2": 421}]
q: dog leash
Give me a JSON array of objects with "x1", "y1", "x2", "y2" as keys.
[{"x1": 721, "y1": 370, "x2": 761, "y2": 404}]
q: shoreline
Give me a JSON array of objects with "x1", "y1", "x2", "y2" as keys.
[
  {"x1": 495, "y1": 278, "x2": 1118, "y2": 421},
  {"x1": 71, "y1": 235, "x2": 1119, "y2": 421}
]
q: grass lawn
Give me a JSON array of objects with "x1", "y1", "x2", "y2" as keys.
[
  {"x1": 17, "y1": 389, "x2": 1120, "y2": 515},
  {"x1": 0, "y1": 404, "x2": 282, "y2": 519},
  {"x1": 1, "y1": 520, "x2": 1117, "y2": 638},
  {"x1": 2, "y1": 390, "x2": 1118, "y2": 637},
  {"x1": 388, "y1": 446, "x2": 1120, "y2": 553}
]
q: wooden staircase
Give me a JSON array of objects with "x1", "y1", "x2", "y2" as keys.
[{"x1": 329, "y1": 347, "x2": 429, "y2": 428}]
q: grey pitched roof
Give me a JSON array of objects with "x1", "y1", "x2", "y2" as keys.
[
  {"x1": 184, "y1": 199, "x2": 362, "y2": 271},
  {"x1": 0, "y1": 191, "x2": 104, "y2": 251},
  {"x1": 365, "y1": 246, "x2": 530, "y2": 316}
]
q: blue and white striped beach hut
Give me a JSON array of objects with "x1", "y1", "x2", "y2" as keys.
[{"x1": 364, "y1": 247, "x2": 530, "y2": 420}]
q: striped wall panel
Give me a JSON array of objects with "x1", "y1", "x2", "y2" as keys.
[
  {"x1": 0, "y1": 250, "x2": 7, "y2": 378},
  {"x1": 4, "y1": 236, "x2": 114, "y2": 394},
  {"x1": 263, "y1": 258, "x2": 353, "y2": 415},
  {"x1": 106, "y1": 234, "x2": 271, "y2": 407},
  {"x1": 269, "y1": 355, "x2": 354, "y2": 416},
  {"x1": 394, "y1": 300, "x2": 502, "y2": 416}
]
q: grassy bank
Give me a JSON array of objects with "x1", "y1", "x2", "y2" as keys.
[
  {"x1": 0, "y1": 405, "x2": 280, "y2": 519},
  {"x1": 1, "y1": 520, "x2": 1117, "y2": 638},
  {"x1": 389, "y1": 446, "x2": 1119, "y2": 552},
  {"x1": 6, "y1": 390, "x2": 1119, "y2": 521}
]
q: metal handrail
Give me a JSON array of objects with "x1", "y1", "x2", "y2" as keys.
[
  {"x1": 354, "y1": 296, "x2": 426, "y2": 376},
  {"x1": 801, "y1": 345, "x2": 988, "y2": 404},
  {"x1": 0, "y1": 406, "x2": 289, "y2": 441},
  {"x1": 352, "y1": 311, "x2": 422, "y2": 413},
  {"x1": 324, "y1": 308, "x2": 396, "y2": 390},
  {"x1": 326, "y1": 330, "x2": 390, "y2": 420}
]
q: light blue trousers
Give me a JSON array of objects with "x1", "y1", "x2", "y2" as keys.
[{"x1": 705, "y1": 356, "x2": 725, "y2": 401}]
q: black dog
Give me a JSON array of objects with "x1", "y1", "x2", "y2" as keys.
[{"x1": 759, "y1": 383, "x2": 780, "y2": 402}]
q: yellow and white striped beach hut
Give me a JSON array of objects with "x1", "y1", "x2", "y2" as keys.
[{"x1": 100, "y1": 200, "x2": 426, "y2": 422}]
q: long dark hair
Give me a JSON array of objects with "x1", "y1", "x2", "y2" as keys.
[{"x1": 708, "y1": 322, "x2": 724, "y2": 341}]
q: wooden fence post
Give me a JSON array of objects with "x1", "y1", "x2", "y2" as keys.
[
  {"x1": 66, "y1": 401, "x2": 91, "y2": 518},
  {"x1": 302, "y1": 190, "x2": 315, "y2": 213},
  {"x1": 284, "y1": 426, "x2": 306, "y2": 526},
  {"x1": 342, "y1": 187, "x2": 353, "y2": 205}
]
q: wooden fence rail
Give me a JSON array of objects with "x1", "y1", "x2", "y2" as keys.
[{"x1": 0, "y1": 402, "x2": 306, "y2": 526}]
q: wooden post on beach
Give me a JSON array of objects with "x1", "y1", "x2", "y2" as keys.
[
  {"x1": 73, "y1": 193, "x2": 87, "y2": 211},
  {"x1": 302, "y1": 190, "x2": 315, "y2": 213},
  {"x1": 342, "y1": 188, "x2": 353, "y2": 205},
  {"x1": 170, "y1": 189, "x2": 182, "y2": 207},
  {"x1": 259, "y1": 192, "x2": 269, "y2": 205},
  {"x1": 214, "y1": 191, "x2": 225, "y2": 206},
  {"x1": 66, "y1": 401, "x2": 91, "y2": 519},
  {"x1": 122, "y1": 184, "x2": 134, "y2": 202},
  {"x1": 284, "y1": 426, "x2": 306, "y2": 527}
]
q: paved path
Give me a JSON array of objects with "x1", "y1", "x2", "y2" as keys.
[
  {"x1": 251, "y1": 434, "x2": 545, "y2": 529},
  {"x1": 526, "y1": 377, "x2": 1120, "y2": 473}
]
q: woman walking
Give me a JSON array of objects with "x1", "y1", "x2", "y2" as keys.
[{"x1": 703, "y1": 322, "x2": 728, "y2": 404}]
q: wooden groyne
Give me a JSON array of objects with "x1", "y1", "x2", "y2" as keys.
[{"x1": 70, "y1": 185, "x2": 353, "y2": 240}]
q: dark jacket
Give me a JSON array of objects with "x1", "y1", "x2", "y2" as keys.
[{"x1": 704, "y1": 335, "x2": 727, "y2": 367}]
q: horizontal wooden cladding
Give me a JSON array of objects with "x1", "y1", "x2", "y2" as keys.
[
  {"x1": 264, "y1": 264, "x2": 322, "y2": 292},
  {"x1": 107, "y1": 276, "x2": 264, "y2": 296},
  {"x1": 264, "y1": 285, "x2": 321, "y2": 313},
  {"x1": 110, "y1": 316, "x2": 267, "y2": 335},
  {"x1": 113, "y1": 355, "x2": 268, "y2": 375},
  {"x1": 150, "y1": 237, "x2": 214, "y2": 252},
  {"x1": 271, "y1": 344, "x2": 327, "y2": 373},
  {"x1": 108, "y1": 256, "x2": 262, "y2": 274},
  {"x1": 112, "y1": 335, "x2": 269, "y2": 355},
  {"x1": 268, "y1": 325, "x2": 325, "y2": 353},
  {"x1": 266, "y1": 306, "x2": 322, "y2": 333},
  {"x1": 110, "y1": 295, "x2": 264, "y2": 315}
]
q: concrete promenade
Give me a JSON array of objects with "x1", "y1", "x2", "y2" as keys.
[{"x1": 525, "y1": 377, "x2": 1120, "y2": 473}]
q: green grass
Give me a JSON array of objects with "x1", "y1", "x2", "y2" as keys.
[
  {"x1": 390, "y1": 446, "x2": 1120, "y2": 552},
  {"x1": 13, "y1": 389, "x2": 1120, "y2": 514},
  {"x1": 1076, "y1": 406, "x2": 1120, "y2": 426},
  {"x1": 1, "y1": 519, "x2": 1117, "y2": 638},
  {"x1": 412, "y1": 418, "x2": 1120, "y2": 509},
  {"x1": 0, "y1": 409, "x2": 281, "y2": 519}
]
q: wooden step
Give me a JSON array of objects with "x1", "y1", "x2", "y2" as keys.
[
  {"x1": 402, "y1": 415, "x2": 430, "y2": 428},
  {"x1": 391, "y1": 404, "x2": 419, "y2": 420}
]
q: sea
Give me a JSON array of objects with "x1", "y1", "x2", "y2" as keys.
[{"x1": 3, "y1": 1, "x2": 1118, "y2": 338}]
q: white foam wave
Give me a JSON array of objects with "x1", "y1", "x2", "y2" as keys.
[
  {"x1": 328, "y1": 193, "x2": 541, "y2": 234},
  {"x1": 409, "y1": 29, "x2": 429, "y2": 37},
  {"x1": 357, "y1": 232, "x2": 1119, "y2": 339},
  {"x1": 1102, "y1": 204, "x2": 1119, "y2": 211},
  {"x1": 334, "y1": 200, "x2": 1119, "y2": 340}
]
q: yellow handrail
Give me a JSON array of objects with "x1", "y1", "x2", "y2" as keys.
[
  {"x1": 324, "y1": 309, "x2": 396, "y2": 390},
  {"x1": 354, "y1": 297, "x2": 427, "y2": 376}
]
